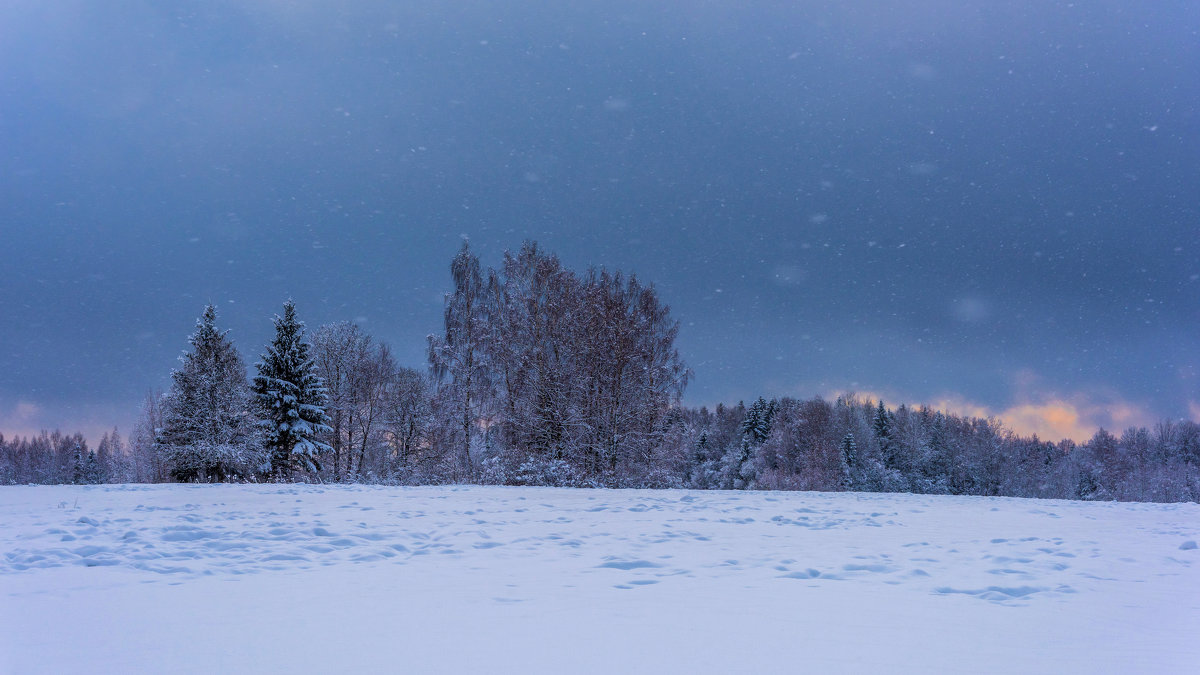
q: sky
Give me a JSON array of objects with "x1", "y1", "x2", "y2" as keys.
[{"x1": 1, "y1": 1, "x2": 1197, "y2": 444}]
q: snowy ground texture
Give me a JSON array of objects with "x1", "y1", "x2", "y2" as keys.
[{"x1": 2, "y1": 486, "x2": 1198, "y2": 674}]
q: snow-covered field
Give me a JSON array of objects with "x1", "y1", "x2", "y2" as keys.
[{"x1": 1, "y1": 486, "x2": 1197, "y2": 674}]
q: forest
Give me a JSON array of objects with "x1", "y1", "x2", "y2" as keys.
[{"x1": 2, "y1": 241, "x2": 1197, "y2": 502}]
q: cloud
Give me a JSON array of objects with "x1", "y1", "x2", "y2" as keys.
[
  {"x1": 825, "y1": 381, "x2": 1159, "y2": 444},
  {"x1": 0, "y1": 400, "x2": 45, "y2": 438},
  {"x1": 1002, "y1": 402, "x2": 1085, "y2": 440},
  {"x1": 992, "y1": 401, "x2": 1096, "y2": 442},
  {"x1": 935, "y1": 391, "x2": 1159, "y2": 443}
]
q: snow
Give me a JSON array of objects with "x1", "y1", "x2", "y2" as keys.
[{"x1": 1, "y1": 486, "x2": 1197, "y2": 674}]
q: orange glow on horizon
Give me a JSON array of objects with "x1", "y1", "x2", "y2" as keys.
[{"x1": 826, "y1": 388, "x2": 1162, "y2": 444}]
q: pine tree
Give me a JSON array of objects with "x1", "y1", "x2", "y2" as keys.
[
  {"x1": 158, "y1": 305, "x2": 262, "y2": 482},
  {"x1": 254, "y1": 300, "x2": 332, "y2": 477},
  {"x1": 925, "y1": 413, "x2": 951, "y2": 491},
  {"x1": 840, "y1": 433, "x2": 856, "y2": 490},
  {"x1": 71, "y1": 443, "x2": 87, "y2": 485},
  {"x1": 740, "y1": 398, "x2": 761, "y2": 438},
  {"x1": 873, "y1": 399, "x2": 899, "y2": 471},
  {"x1": 872, "y1": 400, "x2": 892, "y2": 440},
  {"x1": 764, "y1": 399, "x2": 778, "y2": 436},
  {"x1": 687, "y1": 430, "x2": 709, "y2": 485},
  {"x1": 82, "y1": 450, "x2": 101, "y2": 484},
  {"x1": 740, "y1": 397, "x2": 774, "y2": 445}
]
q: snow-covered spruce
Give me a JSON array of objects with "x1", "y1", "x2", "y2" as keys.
[
  {"x1": 155, "y1": 304, "x2": 264, "y2": 482},
  {"x1": 253, "y1": 300, "x2": 332, "y2": 478}
]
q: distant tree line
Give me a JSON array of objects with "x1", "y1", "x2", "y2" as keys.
[
  {"x1": 2, "y1": 241, "x2": 1197, "y2": 502},
  {"x1": 678, "y1": 396, "x2": 1200, "y2": 502}
]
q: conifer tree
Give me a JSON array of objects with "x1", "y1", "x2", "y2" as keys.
[
  {"x1": 740, "y1": 398, "x2": 761, "y2": 438},
  {"x1": 872, "y1": 400, "x2": 892, "y2": 440},
  {"x1": 71, "y1": 444, "x2": 87, "y2": 485},
  {"x1": 840, "y1": 433, "x2": 857, "y2": 490},
  {"x1": 873, "y1": 399, "x2": 899, "y2": 470},
  {"x1": 741, "y1": 397, "x2": 774, "y2": 445},
  {"x1": 686, "y1": 430, "x2": 709, "y2": 485},
  {"x1": 82, "y1": 450, "x2": 101, "y2": 484},
  {"x1": 254, "y1": 300, "x2": 332, "y2": 477},
  {"x1": 157, "y1": 305, "x2": 262, "y2": 482}
]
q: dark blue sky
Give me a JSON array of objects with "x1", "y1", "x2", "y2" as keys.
[{"x1": 2, "y1": 1, "x2": 1197, "y2": 442}]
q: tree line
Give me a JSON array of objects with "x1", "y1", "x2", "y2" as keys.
[{"x1": 2, "y1": 241, "x2": 1197, "y2": 502}]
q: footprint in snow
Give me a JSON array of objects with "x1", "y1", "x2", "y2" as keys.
[
  {"x1": 596, "y1": 560, "x2": 661, "y2": 570},
  {"x1": 780, "y1": 568, "x2": 825, "y2": 579}
]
